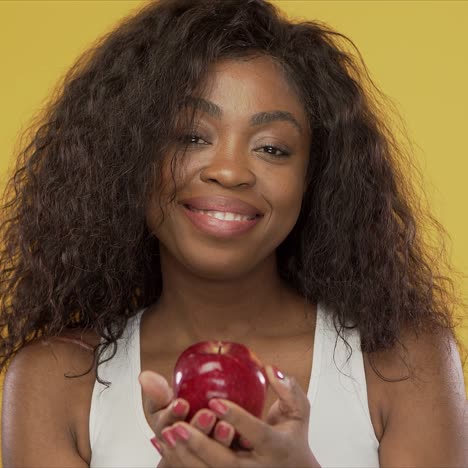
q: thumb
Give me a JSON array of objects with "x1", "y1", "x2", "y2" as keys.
[
  {"x1": 264, "y1": 365, "x2": 310, "y2": 424},
  {"x1": 138, "y1": 370, "x2": 174, "y2": 415}
]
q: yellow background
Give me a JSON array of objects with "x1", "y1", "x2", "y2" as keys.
[{"x1": 1, "y1": 0, "x2": 467, "y2": 462}]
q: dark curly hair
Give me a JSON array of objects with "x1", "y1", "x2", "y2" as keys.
[{"x1": 1, "y1": 0, "x2": 466, "y2": 385}]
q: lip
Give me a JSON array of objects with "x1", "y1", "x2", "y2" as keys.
[
  {"x1": 179, "y1": 196, "x2": 264, "y2": 217},
  {"x1": 181, "y1": 204, "x2": 263, "y2": 238}
]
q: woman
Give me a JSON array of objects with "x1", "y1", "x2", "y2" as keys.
[{"x1": 1, "y1": 0, "x2": 467, "y2": 466}]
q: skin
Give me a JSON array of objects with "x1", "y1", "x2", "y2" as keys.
[
  {"x1": 139, "y1": 55, "x2": 468, "y2": 466},
  {"x1": 141, "y1": 55, "x2": 320, "y2": 466},
  {"x1": 144, "y1": 54, "x2": 312, "y2": 348},
  {"x1": 2, "y1": 55, "x2": 467, "y2": 467}
]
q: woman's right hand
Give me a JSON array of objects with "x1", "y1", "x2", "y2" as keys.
[{"x1": 138, "y1": 370, "x2": 237, "y2": 464}]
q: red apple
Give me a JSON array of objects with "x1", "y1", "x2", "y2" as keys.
[{"x1": 173, "y1": 341, "x2": 268, "y2": 423}]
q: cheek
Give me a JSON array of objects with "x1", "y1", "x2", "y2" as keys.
[
  {"x1": 145, "y1": 157, "x2": 192, "y2": 233},
  {"x1": 258, "y1": 168, "x2": 306, "y2": 258},
  {"x1": 266, "y1": 168, "x2": 305, "y2": 226},
  {"x1": 274, "y1": 189, "x2": 303, "y2": 238}
]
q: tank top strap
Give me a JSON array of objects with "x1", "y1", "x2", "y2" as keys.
[
  {"x1": 315, "y1": 302, "x2": 379, "y2": 446},
  {"x1": 128, "y1": 309, "x2": 156, "y2": 439}
]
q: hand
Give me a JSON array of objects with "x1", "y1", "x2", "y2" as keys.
[
  {"x1": 152, "y1": 365, "x2": 321, "y2": 468},
  {"x1": 138, "y1": 371, "x2": 241, "y2": 468}
]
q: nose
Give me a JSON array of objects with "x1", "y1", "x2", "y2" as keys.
[{"x1": 199, "y1": 153, "x2": 256, "y2": 188}]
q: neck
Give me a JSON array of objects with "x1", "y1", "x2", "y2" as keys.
[{"x1": 151, "y1": 246, "x2": 307, "y2": 346}]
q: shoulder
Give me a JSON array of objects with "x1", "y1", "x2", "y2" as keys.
[
  {"x1": 8, "y1": 329, "x2": 101, "y2": 388},
  {"x1": 368, "y1": 327, "x2": 467, "y2": 466},
  {"x1": 2, "y1": 328, "x2": 100, "y2": 466},
  {"x1": 4, "y1": 327, "x2": 100, "y2": 389},
  {"x1": 368, "y1": 326, "x2": 466, "y2": 403}
]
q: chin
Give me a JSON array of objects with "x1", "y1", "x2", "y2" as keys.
[
  {"x1": 154, "y1": 221, "x2": 283, "y2": 280},
  {"x1": 172, "y1": 242, "x2": 267, "y2": 280},
  {"x1": 185, "y1": 254, "x2": 258, "y2": 281}
]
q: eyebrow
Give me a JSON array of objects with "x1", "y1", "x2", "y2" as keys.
[{"x1": 184, "y1": 96, "x2": 303, "y2": 134}]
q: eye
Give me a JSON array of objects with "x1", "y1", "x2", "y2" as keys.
[
  {"x1": 178, "y1": 134, "x2": 209, "y2": 146},
  {"x1": 256, "y1": 144, "x2": 291, "y2": 158}
]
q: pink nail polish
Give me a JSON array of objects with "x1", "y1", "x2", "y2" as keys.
[
  {"x1": 209, "y1": 399, "x2": 228, "y2": 415},
  {"x1": 172, "y1": 400, "x2": 187, "y2": 416},
  {"x1": 150, "y1": 437, "x2": 163, "y2": 454},
  {"x1": 198, "y1": 411, "x2": 215, "y2": 428},
  {"x1": 272, "y1": 365, "x2": 285, "y2": 380},
  {"x1": 173, "y1": 425, "x2": 190, "y2": 441},
  {"x1": 162, "y1": 429, "x2": 177, "y2": 448},
  {"x1": 215, "y1": 423, "x2": 231, "y2": 440},
  {"x1": 240, "y1": 436, "x2": 253, "y2": 449}
]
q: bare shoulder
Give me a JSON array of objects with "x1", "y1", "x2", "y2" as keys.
[
  {"x1": 2, "y1": 328, "x2": 100, "y2": 467},
  {"x1": 366, "y1": 327, "x2": 467, "y2": 466}
]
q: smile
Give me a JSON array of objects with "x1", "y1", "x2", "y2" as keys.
[
  {"x1": 186, "y1": 206, "x2": 258, "y2": 222},
  {"x1": 182, "y1": 205, "x2": 263, "y2": 238}
]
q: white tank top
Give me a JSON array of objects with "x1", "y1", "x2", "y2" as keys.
[{"x1": 89, "y1": 302, "x2": 380, "y2": 467}]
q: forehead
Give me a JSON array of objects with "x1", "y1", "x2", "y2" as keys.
[{"x1": 191, "y1": 55, "x2": 308, "y2": 126}]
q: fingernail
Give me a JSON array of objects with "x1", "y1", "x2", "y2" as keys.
[
  {"x1": 173, "y1": 425, "x2": 190, "y2": 441},
  {"x1": 150, "y1": 437, "x2": 163, "y2": 454},
  {"x1": 172, "y1": 400, "x2": 187, "y2": 416},
  {"x1": 215, "y1": 422, "x2": 231, "y2": 439},
  {"x1": 240, "y1": 436, "x2": 253, "y2": 449},
  {"x1": 162, "y1": 429, "x2": 177, "y2": 448},
  {"x1": 272, "y1": 365, "x2": 286, "y2": 380},
  {"x1": 208, "y1": 399, "x2": 228, "y2": 416},
  {"x1": 198, "y1": 411, "x2": 215, "y2": 428}
]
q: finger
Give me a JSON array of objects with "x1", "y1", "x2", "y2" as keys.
[
  {"x1": 264, "y1": 364, "x2": 310, "y2": 424},
  {"x1": 163, "y1": 398, "x2": 191, "y2": 426},
  {"x1": 212, "y1": 421, "x2": 236, "y2": 448},
  {"x1": 160, "y1": 426, "x2": 210, "y2": 468},
  {"x1": 238, "y1": 435, "x2": 254, "y2": 451},
  {"x1": 163, "y1": 423, "x2": 241, "y2": 468},
  {"x1": 207, "y1": 398, "x2": 276, "y2": 454},
  {"x1": 190, "y1": 409, "x2": 237, "y2": 450},
  {"x1": 139, "y1": 371, "x2": 173, "y2": 414},
  {"x1": 154, "y1": 398, "x2": 192, "y2": 439},
  {"x1": 139, "y1": 371, "x2": 191, "y2": 438},
  {"x1": 190, "y1": 409, "x2": 217, "y2": 436}
]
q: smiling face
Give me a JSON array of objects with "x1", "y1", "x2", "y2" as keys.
[{"x1": 146, "y1": 55, "x2": 311, "y2": 280}]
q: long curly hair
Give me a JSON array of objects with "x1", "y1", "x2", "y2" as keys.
[{"x1": 1, "y1": 0, "x2": 466, "y2": 385}]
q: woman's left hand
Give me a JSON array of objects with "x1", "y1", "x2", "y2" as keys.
[{"x1": 154, "y1": 364, "x2": 321, "y2": 468}]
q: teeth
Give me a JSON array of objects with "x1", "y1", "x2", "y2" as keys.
[{"x1": 190, "y1": 207, "x2": 255, "y2": 222}]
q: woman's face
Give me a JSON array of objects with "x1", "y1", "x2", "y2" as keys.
[{"x1": 146, "y1": 55, "x2": 311, "y2": 280}]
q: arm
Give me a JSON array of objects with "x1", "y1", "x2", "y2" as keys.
[
  {"x1": 2, "y1": 337, "x2": 94, "y2": 467},
  {"x1": 378, "y1": 328, "x2": 468, "y2": 466}
]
